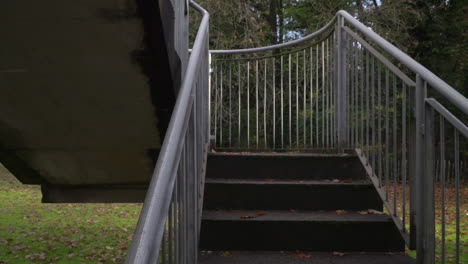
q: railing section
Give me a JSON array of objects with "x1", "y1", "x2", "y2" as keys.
[
  {"x1": 210, "y1": 22, "x2": 337, "y2": 151},
  {"x1": 337, "y1": 11, "x2": 467, "y2": 264},
  {"x1": 210, "y1": 10, "x2": 467, "y2": 264},
  {"x1": 126, "y1": 2, "x2": 210, "y2": 264}
]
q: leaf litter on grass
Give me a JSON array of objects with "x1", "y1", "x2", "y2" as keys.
[{"x1": 0, "y1": 165, "x2": 142, "y2": 263}]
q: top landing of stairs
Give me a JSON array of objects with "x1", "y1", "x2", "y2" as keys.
[
  {"x1": 207, "y1": 152, "x2": 367, "y2": 180},
  {"x1": 199, "y1": 251, "x2": 415, "y2": 264}
]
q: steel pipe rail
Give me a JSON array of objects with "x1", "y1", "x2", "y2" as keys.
[
  {"x1": 126, "y1": 1, "x2": 210, "y2": 263},
  {"x1": 337, "y1": 10, "x2": 468, "y2": 115}
]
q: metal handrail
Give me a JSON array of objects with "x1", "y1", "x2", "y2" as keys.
[
  {"x1": 126, "y1": 1, "x2": 209, "y2": 263},
  {"x1": 209, "y1": 16, "x2": 337, "y2": 54},
  {"x1": 210, "y1": 10, "x2": 468, "y2": 115},
  {"x1": 337, "y1": 11, "x2": 468, "y2": 115}
]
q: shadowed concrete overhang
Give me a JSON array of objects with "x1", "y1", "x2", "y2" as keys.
[{"x1": 0, "y1": 0, "x2": 188, "y2": 202}]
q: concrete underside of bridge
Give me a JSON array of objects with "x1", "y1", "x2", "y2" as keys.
[{"x1": 0, "y1": 0, "x2": 188, "y2": 202}]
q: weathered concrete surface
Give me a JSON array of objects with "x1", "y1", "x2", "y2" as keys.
[{"x1": 0, "y1": 0, "x2": 188, "y2": 200}]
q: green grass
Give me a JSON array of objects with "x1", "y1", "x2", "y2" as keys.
[
  {"x1": 387, "y1": 184, "x2": 468, "y2": 263},
  {"x1": 0, "y1": 165, "x2": 142, "y2": 264}
]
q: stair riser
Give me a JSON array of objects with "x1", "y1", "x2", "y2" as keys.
[
  {"x1": 204, "y1": 183, "x2": 383, "y2": 211},
  {"x1": 207, "y1": 154, "x2": 366, "y2": 180},
  {"x1": 200, "y1": 220, "x2": 404, "y2": 252}
]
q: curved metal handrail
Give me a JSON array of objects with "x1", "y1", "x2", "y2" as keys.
[
  {"x1": 209, "y1": 15, "x2": 337, "y2": 54},
  {"x1": 210, "y1": 10, "x2": 468, "y2": 115},
  {"x1": 337, "y1": 10, "x2": 468, "y2": 116}
]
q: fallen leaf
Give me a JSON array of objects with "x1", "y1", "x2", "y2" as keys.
[
  {"x1": 240, "y1": 215, "x2": 255, "y2": 219},
  {"x1": 333, "y1": 251, "x2": 346, "y2": 256},
  {"x1": 368, "y1": 209, "x2": 384, "y2": 215},
  {"x1": 290, "y1": 251, "x2": 313, "y2": 258},
  {"x1": 341, "y1": 179, "x2": 353, "y2": 183},
  {"x1": 335, "y1": 210, "x2": 348, "y2": 215},
  {"x1": 358, "y1": 211, "x2": 369, "y2": 215},
  {"x1": 264, "y1": 179, "x2": 276, "y2": 182},
  {"x1": 255, "y1": 211, "x2": 266, "y2": 216},
  {"x1": 332, "y1": 179, "x2": 341, "y2": 183},
  {"x1": 221, "y1": 251, "x2": 232, "y2": 257}
]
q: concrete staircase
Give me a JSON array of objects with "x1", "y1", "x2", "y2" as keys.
[{"x1": 199, "y1": 152, "x2": 412, "y2": 262}]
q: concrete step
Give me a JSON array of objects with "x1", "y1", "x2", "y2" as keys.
[
  {"x1": 204, "y1": 179, "x2": 382, "y2": 211},
  {"x1": 199, "y1": 251, "x2": 415, "y2": 264},
  {"x1": 200, "y1": 210, "x2": 405, "y2": 252},
  {"x1": 207, "y1": 153, "x2": 367, "y2": 180}
]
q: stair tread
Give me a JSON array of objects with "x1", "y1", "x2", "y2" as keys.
[
  {"x1": 209, "y1": 152, "x2": 355, "y2": 158},
  {"x1": 199, "y1": 251, "x2": 415, "y2": 264},
  {"x1": 206, "y1": 178, "x2": 371, "y2": 185},
  {"x1": 203, "y1": 210, "x2": 392, "y2": 222}
]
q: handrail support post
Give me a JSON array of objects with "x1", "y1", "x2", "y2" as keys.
[{"x1": 336, "y1": 15, "x2": 348, "y2": 150}]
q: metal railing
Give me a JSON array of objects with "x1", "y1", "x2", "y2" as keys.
[
  {"x1": 126, "y1": 2, "x2": 209, "y2": 263},
  {"x1": 210, "y1": 20, "x2": 337, "y2": 150},
  {"x1": 210, "y1": 10, "x2": 467, "y2": 264}
]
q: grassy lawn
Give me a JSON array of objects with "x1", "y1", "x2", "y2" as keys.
[
  {"x1": 0, "y1": 164, "x2": 142, "y2": 264},
  {"x1": 387, "y1": 183, "x2": 468, "y2": 263}
]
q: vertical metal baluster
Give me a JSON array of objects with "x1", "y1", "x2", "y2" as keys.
[
  {"x1": 440, "y1": 116, "x2": 446, "y2": 264},
  {"x1": 168, "y1": 199, "x2": 173, "y2": 264},
  {"x1": 296, "y1": 52, "x2": 299, "y2": 146},
  {"x1": 229, "y1": 63, "x2": 232, "y2": 147},
  {"x1": 322, "y1": 41, "x2": 325, "y2": 147},
  {"x1": 393, "y1": 74, "x2": 397, "y2": 214},
  {"x1": 385, "y1": 68, "x2": 390, "y2": 199},
  {"x1": 316, "y1": 44, "x2": 319, "y2": 147},
  {"x1": 295, "y1": 52, "x2": 299, "y2": 146},
  {"x1": 326, "y1": 38, "x2": 330, "y2": 148},
  {"x1": 325, "y1": 38, "x2": 329, "y2": 148},
  {"x1": 161, "y1": 220, "x2": 166, "y2": 263},
  {"x1": 366, "y1": 50, "x2": 370, "y2": 160},
  {"x1": 256, "y1": 60, "x2": 259, "y2": 148},
  {"x1": 310, "y1": 47, "x2": 313, "y2": 147},
  {"x1": 264, "y1": 59, "x2": 267, "y2": 148},
  {"x1": 247, "y1": 61, "x2": 250, "y2": 148},
  {"x1": 329, "y1": 37, "x2": 333, "y2": 148},
  {"x1": 360, "y1": 45, "x2": 364, "y2": 149},
  {"x1": 214, "y1": 64, "x2": 218, "y2": 147},
  {"x1": 371, "y1": 56, "x2": 376, "y2": 172},
  {"x1": 273, "y1": 57, "x2": 276, "y2": 148},
  {"x1": 454, "y1": 130, "x2": 460, "y2": 264},
  {"x1": 303, "y1": 49, "x2": 307, "y2": 147},
  {"x1": 378, "y1": 61, "x2": 382, "y2": 186},
  {"x1": 402, "y1": 83, "x2": 407, "y2": 230},
  {"x1": 238, "y1": 62, "x2": 241, "y2": 147},
  {"x1": 289, "y1": 53, "x2": 292, "y2": 147},
  {"x1": 220, "y1": 64, "x2": 223, "y2": 147},
  {"x1": 352, "y1": 40, "x2": 356, "y2": 147},
  {"x1": 329, "y1": 36, "x2": 334, "y2": 147},
  {"x1": 281, "y1": 56, "x2": 284, "y2": 148}
]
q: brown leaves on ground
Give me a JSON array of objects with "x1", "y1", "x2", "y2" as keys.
[
  {"x1": 332, "y1": 251, "x2": 346, "y2": 256},
  {"x1": 240, "y1": 211, "x2": 266, "y2": 219},
  {"x1": 335, "y1": 210, "x2": 348, "y2": 215},
  {"x1": 221, "y1": 251, "x2": 232, "y2": 257},
  {"x1": 358, "y1": 209, "x2": 385, "y2": 215},
  {"x1": 329, "y1": 179, "x2": 353, "y2": 183},
  {"x1": 290, "y1": 250, "x2": 313, "y2": 258}
]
